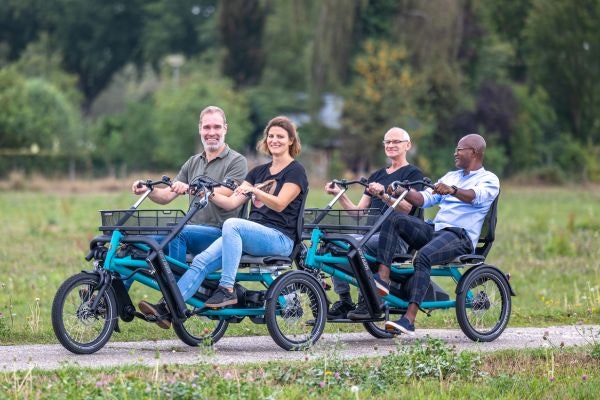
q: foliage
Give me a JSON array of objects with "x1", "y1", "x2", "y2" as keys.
[
  {"x1": 0, "y1": 69, "x2": 81, "y2": 156},
  {"x1": 1, "y1": 345, "x2": 599, "y2": 399},
  {"x1": 341, "y1": 40, "x2": 424, "y2": 173},
  {"x1": 524, "y1": 0, "x2": 600, "y2": 142},
  {"x1": 1, "y1": 0, "x2": 599, "y2": 182},
  {"x1": 218, "y1": 0, "x2": 267, "y2": 88},
  {"x1": 47, "y1": 0, "x2": 147, "y2": 104},
  {"x1": 261, "y1": 1, "x2": 319, "y2": 91},
  {"x1": 152, "y1": 65, "x2": 252, "y2": 168},
  {"x1": 141, "y1": 0, "x2": 218, "y2": 66}
]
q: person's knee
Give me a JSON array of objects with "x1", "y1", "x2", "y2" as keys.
[{"x1": 413, "y1": 251, "x2": 432, "y2": 271}]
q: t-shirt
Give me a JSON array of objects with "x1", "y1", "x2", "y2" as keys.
[
  {"x1": 365, "y1": 164, "x2": 424, "y2": 222},
  {"x1": 175, "y1": 145, "x2": 247, "y2": 226},
  {"x1": 245, "y1": 160, "x2": 308, "y2": 241}
]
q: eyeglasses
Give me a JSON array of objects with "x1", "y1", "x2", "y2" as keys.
[
  {"x1": 382, "y1": 140, "x2": 408, "y2": 146},
  {"x1": 455, "y1": 147, "x2": 475, "y2": 153}
]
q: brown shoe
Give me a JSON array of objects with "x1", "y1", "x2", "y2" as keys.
[{"x1": 139, "y1": 300, "x2": 171, "y2": 329}]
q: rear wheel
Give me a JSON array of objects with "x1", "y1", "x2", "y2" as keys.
[
  {"x1": 52, "y1": 273, "x2": 117, "y2": 354},
  {"x1": 265, "y1": 271, "x2": 327, "y2": 351},
  {"x1": 172, "y1": 314, "x2": 229, "y2": 347},
  {"x1": 456, "y1": 266, "x2": 511, "y2": 342}
]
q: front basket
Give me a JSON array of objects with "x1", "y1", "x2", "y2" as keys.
[{"x1": 99, "y1": 209, "x2": 186, "y2": 235}]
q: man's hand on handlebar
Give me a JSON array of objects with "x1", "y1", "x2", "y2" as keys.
[
  {"x1": 324, "y1": 181, "x2": 341, "y2": 195},
  {"x1": 131, "y1": 180, "x2": 147, "y2": 195},
  {"x1": 367, "y1": 182, "x2": 385, "y2": 198},
  {"x1": 170, "y1": 181, "x2": 190, "y2": 195},
  {"x1": 432, "y1": 182, "x2": 453, "y2": 195}
]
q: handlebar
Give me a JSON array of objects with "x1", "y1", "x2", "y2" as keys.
[
  {"x1": 188, "y1": 175, "x2": 238, "y2": 195},
  {"x1": 330, "y1": 177, "x2": 368, "y2": 189},
  {"x1": 388, "y1": 177, "x2": 434, "y2": 195},
  {"x1": 136, "y1": 175, "x2": 172, "y2": 190}
]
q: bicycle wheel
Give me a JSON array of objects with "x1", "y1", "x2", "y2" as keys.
[
  {"x1": 456, "y1": 266, "x2": 511, "y2": 342},
  {"x1": 265, "y1": 271, "x2": 327, "y2": 351},
  {"x1": 52, "y1": 272, "x2": 117, "y2": 354},
  {"x1": 172, "y1": 314, "x2": 229, "y2": 347}
]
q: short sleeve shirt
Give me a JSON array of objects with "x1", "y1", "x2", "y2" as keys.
[
  {"x1": 365, "y1": 164, "x2": 424, "y2": 216},
  {"x1": 176, "y1": 145, "x2": 247, "y2": 226},
  {"x1": 245, "y1": 160, "x2": 308, "y2": 241}
]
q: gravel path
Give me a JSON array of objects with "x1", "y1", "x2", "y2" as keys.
[{"x1": 2, "y1": 325, "x2": 598, "y2": 373}]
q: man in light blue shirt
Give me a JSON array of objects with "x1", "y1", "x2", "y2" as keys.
[{"x1": 375, "y1": 134, "x2": 499, "y2": 336}]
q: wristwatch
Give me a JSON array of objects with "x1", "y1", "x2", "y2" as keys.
[{"x1": 451, "y1": 185, "x2": 458, "y2": 196}]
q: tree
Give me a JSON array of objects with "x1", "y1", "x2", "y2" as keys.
[
  {"x1": 341, "y1": 40, "x2": 424, "y2": 173},
  {"x1": 524, "y1": 0, "x2": 600, "y2": 143},
  {"x1": 141, "y1": 0, "x2": 218, "y2": 66},
  {"x1": 48, "y1": 0, "x2": 146, "y2": 106},
  {"x1": 218, "y1": 0, "x2": 267, "y2": 88}
]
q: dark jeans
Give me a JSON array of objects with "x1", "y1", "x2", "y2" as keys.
[
  {"x1": 332, "y1": 233, "x2": 408, "y2": 296},
  {"x1": 378, "y1": 213, "x2": 472, "y2": 305}
]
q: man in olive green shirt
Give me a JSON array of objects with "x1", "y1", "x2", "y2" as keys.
[{"x1": 132, "y1": 106, "x2": 247, "y2": 263}]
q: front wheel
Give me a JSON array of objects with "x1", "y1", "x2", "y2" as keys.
[
  {"x1": 51, "y1": 272, "x2": 118, "y2": 354},
  {"x1": 456, "y1": 266, "x2": 511, "y2": 342},
  {"x1": 173, "y1": 314, "x2": 229, "y2": 347},
  {"x1": 265, "y1": 271, "x2": 327, "y2": 351}
]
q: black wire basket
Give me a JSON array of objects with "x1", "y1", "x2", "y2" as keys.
[
  {"x1": 99, "y1": 209, "x2": 186, "y2": 235},
  {"x1": 303, "y1": 208, "x2": 382, "y2": 234}
]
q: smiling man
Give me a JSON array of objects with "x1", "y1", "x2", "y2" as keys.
[
  {"x1": 131, "y1": 106, "x2": 247, "y2": 265},
  {"x1": 377, "y1": 133, "x2": 500, "y2": 336},
  {"x1": 324, "y1": 127, "x2": 424, "y2": 320}
]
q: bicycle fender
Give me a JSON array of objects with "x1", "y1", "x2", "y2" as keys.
[{"x1": 455, "y1": 264, "x2": 516, "y2": 297}]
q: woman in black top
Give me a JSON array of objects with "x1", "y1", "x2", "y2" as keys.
[{"x1": 139, "y1": 116, "x2": 308, "y2": 326}]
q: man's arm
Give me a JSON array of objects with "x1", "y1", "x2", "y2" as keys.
[{"x1": 433, "y1": 182, "x2": 476, "y2": 203}]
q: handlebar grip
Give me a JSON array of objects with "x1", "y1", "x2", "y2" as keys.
[{"x1": 136, "y1": 180, "x2": 144, "y2": 188}]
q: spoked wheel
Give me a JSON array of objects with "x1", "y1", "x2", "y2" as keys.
[
  {"x1": 173, "y1": 314, "x2": 229, "y2": 347},
  {"x1": 456, "y1": 266, "x2": 511, "y2": 342},
  {"x1": 265, "y1": 271, "x2": 327, "y2": 351},
  {"x1": 52, "y1": 272, "x2": 118, "y2": 354}
]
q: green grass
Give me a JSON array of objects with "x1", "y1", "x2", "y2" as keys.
[
  {"x1": 2, "y1": 337, "x2": 599, "y2": 399},
  {"x1": 1, "y1": 185, "x2": 599, "y2": 345}
]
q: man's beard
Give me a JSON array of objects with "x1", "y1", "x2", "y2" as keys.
[{"x1": 202, "y1": 137, "x2": 224, "y2": 152}]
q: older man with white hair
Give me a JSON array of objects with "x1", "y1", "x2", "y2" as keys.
[{"x1": 324, "y1": 127, "x2": 424, "y2": 320}]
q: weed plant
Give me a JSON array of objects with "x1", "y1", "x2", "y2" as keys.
[{"x1": 1, "y1": 336, "x2": 599, "y2": 399}]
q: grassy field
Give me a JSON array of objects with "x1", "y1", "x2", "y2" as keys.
[
  {"x1": 0, "y1": 183, "x2": 599, "y2": 345},
  {"x1": 2, "y1": 338, "x2": 599, "y2": 399}
]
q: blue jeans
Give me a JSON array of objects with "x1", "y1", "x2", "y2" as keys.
[
  {"x1": 167, "y1": 224, "x2": 222, "y2": 264},
  {"x1": 122, "y1": 224, "x2": 222, "y2": 290},
  {"x1": 177, "y1": 218, "x2": 294, "y2": 301}
]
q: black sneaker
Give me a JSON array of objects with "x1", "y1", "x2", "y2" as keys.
[
  {"x1": 139, "y1": 300, "x2": 171, "y2": 329},
  {"x1": 347, "y1": 296, "x2": 382, "y2": 320},
  {"x1": 204, "y1": 286, "x2": 238, "y2": 308},
  {"x1": 384, "y1": 316, "x2": 416, "y2": 336},
  {"x1": 327, "y1": 300, "x2": 355, "y2": 320}
]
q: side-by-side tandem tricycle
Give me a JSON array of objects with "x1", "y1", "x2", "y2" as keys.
[{"x1": 52, "y1": 175, "x2": 514, "y2": 354}]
